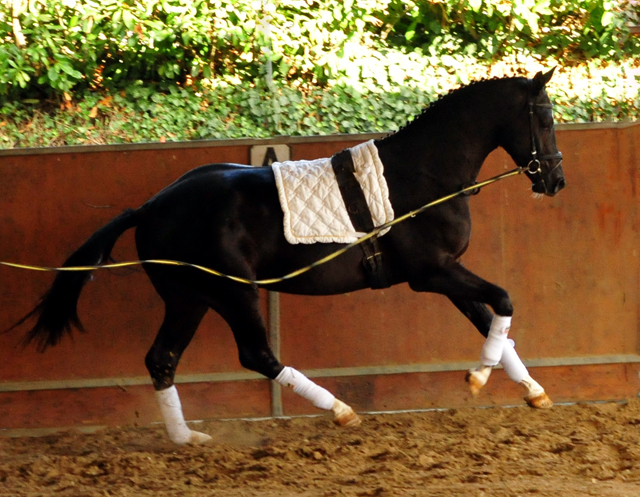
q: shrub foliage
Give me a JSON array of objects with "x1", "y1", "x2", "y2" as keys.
[{"x1": 0, "y1": 0, "x2": 639, "y2": 147}]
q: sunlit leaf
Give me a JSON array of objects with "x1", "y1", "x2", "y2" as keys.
[
  {"x1": 468, "y1": 0, "x2": 482, "y2": 12},
  {"x1": 123, "y1": 10, "x2": 135, "y2": 30},
  {"x1": 601, "y1": 12, "x2": 614, "y2": 27}
]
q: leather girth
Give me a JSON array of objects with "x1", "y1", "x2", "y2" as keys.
[{"x1": 330, "y1": 149, "x2": 390, "y2": 289}]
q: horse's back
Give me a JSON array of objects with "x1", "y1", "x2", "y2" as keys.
[
  {"x1": 135, "y1": 163, "x2": 283, "y2": 263},
  {"x1": 143, "y1": 162, "x2": 278, "y2": 214}
]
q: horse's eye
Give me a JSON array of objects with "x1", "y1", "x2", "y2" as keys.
[{"x1": 539, "y1": 116, "x2": 554, "y2": 131}]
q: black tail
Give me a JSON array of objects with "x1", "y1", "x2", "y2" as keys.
[{"x1": 11, "y1": 209, "x2": 139, "y2": 352}]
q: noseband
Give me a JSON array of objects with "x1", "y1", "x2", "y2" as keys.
[{"x1": 525, "y1": 98, "x2": 563, "y2": 192}]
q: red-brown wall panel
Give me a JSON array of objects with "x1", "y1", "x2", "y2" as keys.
[{"x1": 1, "y1": 124, "x2": 639, "y2": 431}]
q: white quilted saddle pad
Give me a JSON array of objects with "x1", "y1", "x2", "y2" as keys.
[{"x1": 271, "y1": 140, "x2": 395, "y2": 244}]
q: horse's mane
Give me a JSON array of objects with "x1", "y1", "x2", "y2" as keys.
[{"x1": 390, "y1": 75, "x2": 527, "y2": 136}]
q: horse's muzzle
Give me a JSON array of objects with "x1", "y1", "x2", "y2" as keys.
[
  {"x1": 532, "y1": 162, "x2": 566, "y2": 196},
  {"x1": 534, "y1": 178, "x2": 566, "y2": 196}
]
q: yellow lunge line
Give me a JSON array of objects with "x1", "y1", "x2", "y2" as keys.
[{"x1": 0, "y1": 169, "x2": 522, "y2": 286}]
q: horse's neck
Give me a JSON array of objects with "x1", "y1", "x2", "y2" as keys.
[{"x1": 378, "y1": 103, "x2": 500, "y2": 194}]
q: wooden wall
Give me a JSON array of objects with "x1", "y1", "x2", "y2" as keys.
[{"x1": 1, "y1": 123, "x2": 639, "y2": 433}]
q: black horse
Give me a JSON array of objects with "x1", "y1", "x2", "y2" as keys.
[{"x1": 16, "y1": 70, "x2": 565, "y2": 444}]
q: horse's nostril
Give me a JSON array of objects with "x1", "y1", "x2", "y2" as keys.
[{"x1": 554, "y1": 178, "x2": 566, "y2": 193}]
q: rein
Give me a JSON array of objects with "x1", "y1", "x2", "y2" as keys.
[{"x1": 0, "y1": 167, "x2": 524, "y2": 286}]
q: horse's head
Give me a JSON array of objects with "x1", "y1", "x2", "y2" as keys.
[{"x1": 504, "y1": 68, "x2": 566, "y2": 197}]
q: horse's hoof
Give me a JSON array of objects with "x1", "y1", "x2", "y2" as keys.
[
  {"x1": 332, "y1": 399, "x2": 361, "y2": 427},
  {"x1": 525, "y1": 392, "x2": 553, "y2": 409},
  {"x1": 187, "y1": 430, "x2": 213, "y2": 445},
  {"x1": 465, "y1": 368, "x2": 490, "y2": 396},
  {"x1": 336, "y1": 412, "x2": 362, "y2": 427}
]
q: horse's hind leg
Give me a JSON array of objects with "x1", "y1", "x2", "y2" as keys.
[
  {"x1": 216, "y1": 286, "x2": 360, "y2": 427},
  {"x1": 449, "y1": 297, "x2": 552, "y2": 408},
  {"x1": 145, "y1": 298, "x2": 213, "y2": 445}
]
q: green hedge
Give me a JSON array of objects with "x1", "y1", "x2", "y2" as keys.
[
  {"x1": 0, "y1": 0, "x2": 639, "y2": 148},
  {"x1": 2, "y1": 62, "x2": 638, "y2": 149},
  {"x1": 2, "y1": 0, "x2": 639, "y2": 96}
]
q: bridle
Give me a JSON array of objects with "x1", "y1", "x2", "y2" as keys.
[{"x1": 524, "y1": 95, "x2": 563, "y2": 193}]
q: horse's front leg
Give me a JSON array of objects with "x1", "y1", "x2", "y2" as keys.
[
  {"x1": 409, "y1": 263, "x2": 551, "y2": 407},
  {"x1": 449, "y1": 298, "x2": 552, "y2": 408}
]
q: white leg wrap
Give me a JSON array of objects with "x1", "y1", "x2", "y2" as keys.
[
  {"x1": 275, "y1": 366, "x2": 335, "y2": 410},
  {"x1": 500, "y1": 338, "x2": 529, "y2": 383},
  {"x1": 156, "y1": 385, "x2": 194, "y2": 445},
  {"x1": 480, "y1": 315, "x2": 511, "y2": 366}
]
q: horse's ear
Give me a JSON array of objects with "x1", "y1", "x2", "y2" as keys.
[{"x1": 532, "y1": 67, "x2": 556, "y2": 95}]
